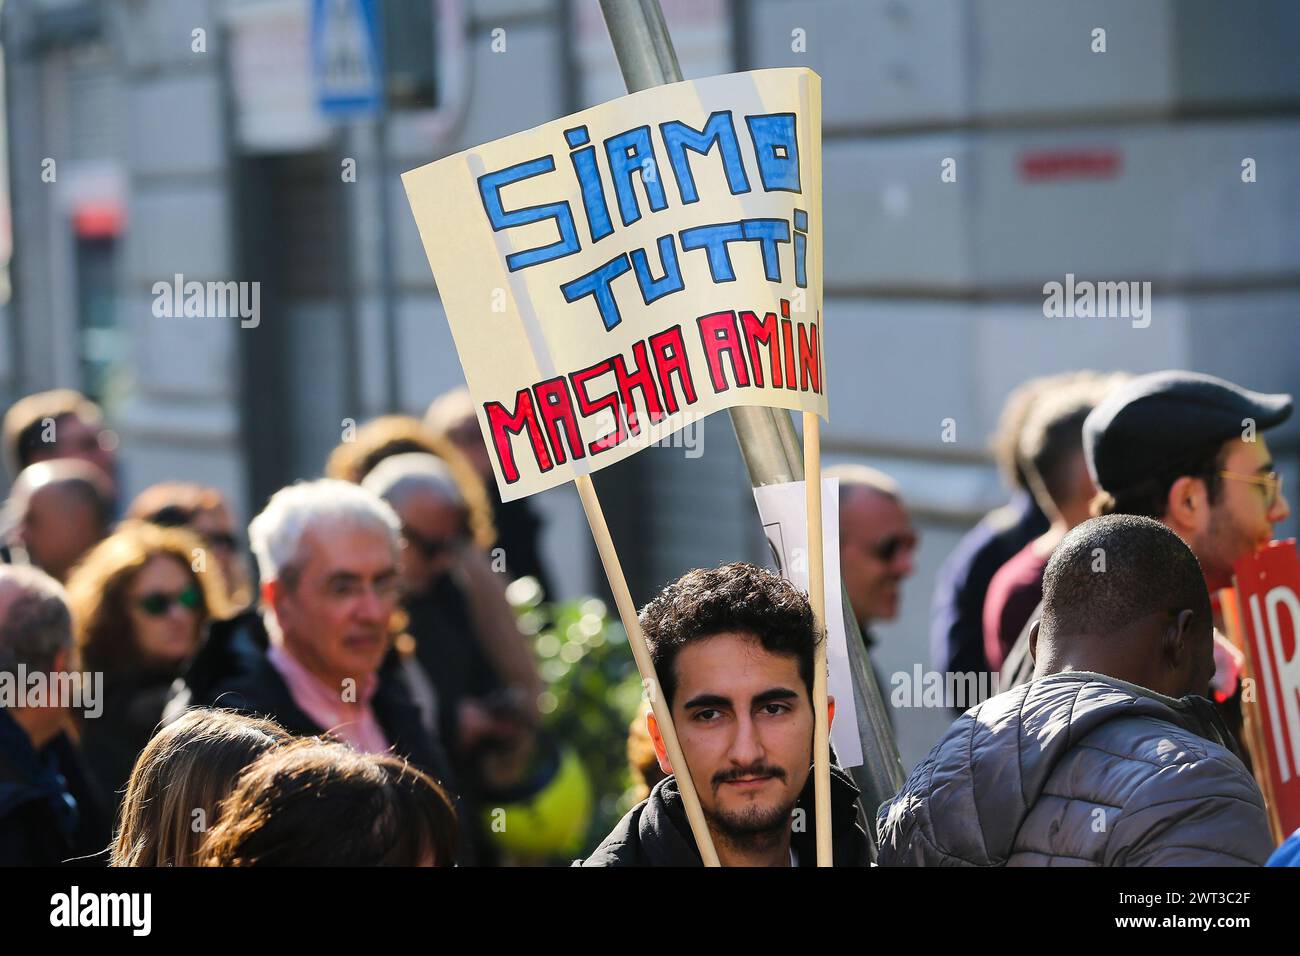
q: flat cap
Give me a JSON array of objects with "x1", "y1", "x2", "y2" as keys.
[{"x1": 1083, "y1": 370, "x2": 1292, "y2": 496}]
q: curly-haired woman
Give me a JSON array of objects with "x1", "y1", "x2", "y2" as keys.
[{"x1": 66, "y1": 521, "x2": 232, "y2": 811}]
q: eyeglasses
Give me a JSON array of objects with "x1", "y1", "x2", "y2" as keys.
[
  {"x1": 205, "y1": 531, "x2": 239, "y2": 551},
  {"x1": 1218, "y1": 470, "x2": 1285, "y2": 510},
  {"x1": 868, "y1": 532, "x2": 918, "y2": 563},
  {"x1": 402, "y1": 526, "x2": 466, "y2": 559},
  {"x1": 135, "y1": 586, "x2": 201, "y2": 617}
]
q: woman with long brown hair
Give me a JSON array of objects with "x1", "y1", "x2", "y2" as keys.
[
  {"x1": 66, "y1": 521, "x2": 232, "y2": 811},
  {"x1": 198, "y1": 738, "x2": 458, "y2": 867},
  {"x1": 112, "y1": 707, "x2": 288, "y2": 866}
]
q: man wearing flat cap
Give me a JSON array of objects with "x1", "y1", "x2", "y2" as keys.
[
  {"x1": 1002, "y1": 370, "x2": 1291, "y2": 753},
  {"x1": 1084, "y1": 370, "x2": 1291, "y2": 589}
]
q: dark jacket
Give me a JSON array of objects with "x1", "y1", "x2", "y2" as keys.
[
  {"x1": 576, "y1": 765, "x2": 869, "y2": 867},
  {"x1": 491, "y1": 491, "x2": 554, "y2": 602},
  {"x1": 876, "y1": 672, "x2": 1274, "y2": 866},
  {"x1": 0, "y1": 709, "x2": 111, "y2": 866},
  {"x1": 80, "y1": 668, "x2": 176, "y2": 814},
  {"x1": 404, "y1": 575, "x2": 503, "y2": 750},
  {"x1": 164, "y1": 611, "x2": 454, "y2": 784},
  {"x1": 930, "y1": 492, "x2": 1047, "y2": 689}
]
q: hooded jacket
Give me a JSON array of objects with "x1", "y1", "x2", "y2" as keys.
[
  {"x1": 876, "y1": 672, "x2": 1273, "y2": 867},
  {"x1": 576, "y1": 764, "x2": 869, "y2": 867}
]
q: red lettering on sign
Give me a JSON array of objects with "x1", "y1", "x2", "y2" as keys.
[
  {"x1": 485, "y1": 390, "x2": 552, "y2": 484},
  {"x1": 650, "y1": 325, "x2": 697, "y2": 414},
  {"x1": 697, "y1": 310, "x2": 751, "y2": 393}
]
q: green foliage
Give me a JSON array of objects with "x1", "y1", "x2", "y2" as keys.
[{"x1": 507, "y1": 578, "x2": 646, "y2": 852}]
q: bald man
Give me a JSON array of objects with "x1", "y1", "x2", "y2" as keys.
[
  {"x1": 5, "y1": 460, "x2": 113, "y2": 582},
  {"x1": 878, "y1": 514, "x2": 1273, "y2": 866},
  {"x1": 826, "y1": 465, "x2": 917, "y2": 647}
]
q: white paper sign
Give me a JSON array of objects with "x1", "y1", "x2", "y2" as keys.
[{"x1": 752, "y1": 478, "x2": 862, "y2": 769}]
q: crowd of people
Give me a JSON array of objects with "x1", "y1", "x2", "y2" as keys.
[
  {"x1": 1, "y1": 367, "x2": 1299, "y2": 867},
  {"x1": 0, "y1": 387, "x2": 545, "y2": 866}
]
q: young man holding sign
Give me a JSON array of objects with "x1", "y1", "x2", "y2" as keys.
[{"x1": 577, "y1": 563, "x2": 868, "y2": 867}]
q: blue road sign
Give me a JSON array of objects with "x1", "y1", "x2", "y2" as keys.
[{"x1": 312, "y1": 0, "x2": 383, "y2": 117}]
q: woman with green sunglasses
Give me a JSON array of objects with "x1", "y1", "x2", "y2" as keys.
[{"x1": 65, "y1": 521, "x2": 233, "y2": 815}]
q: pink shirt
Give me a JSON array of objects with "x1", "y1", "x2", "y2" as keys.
[{"x1": 267, "y1": 644, "x2": 391, "y2": 755}]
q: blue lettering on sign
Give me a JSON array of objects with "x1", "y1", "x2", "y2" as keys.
[
  {"x1": 565, "y1": 125, "x2": 614, "y2": 244},
  {"x1": 659, "y1": 111, "x2": 751, "y2": 205},
  {"x1": 561, "y1": 253, "x2": 633, "y2": 330},
  {"x1": 630, "y1": 235, "x2": 685, "y2": 305},
  {"x1": 793, "y1": 208, "x2": 808, "y2": 288},
  {"x1": 604, "y1": 126, "x2": 668, "y2": 227},
  {"x1": 679, "y1": 222, "x2": 746, "y2": 283},
  {"x1": 477, "y1": 155, "x2": 581, "y2": 271},
  {"x1": 745, "y1": 113, "x2": 801, "y2": 193},
  {"x1": 740, "y1": 219, "x2": 790, "y2": 282}
]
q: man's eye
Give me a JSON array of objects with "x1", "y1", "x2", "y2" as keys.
[
  {"x1": 762, "y1": 703, "x2": 790, "y2": 716},
  {"x1": 694, "y1": 709, "x2": 720, "y2": 722}
]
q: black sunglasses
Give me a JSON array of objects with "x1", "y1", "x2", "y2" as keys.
[
  {"x1": 205, "y1": 531, "x2": 239, "y2": 551},
  {"x1": 870, "y1": 533, "x2": 918, "y2": 563},
  {"x1": 136, "y1": 586, "x2": 201, "y2": 617},
  {"x1": 402, "y1": 526, "x2": 465, "y2": 559}
]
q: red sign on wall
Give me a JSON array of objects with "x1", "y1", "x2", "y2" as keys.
[{"x1": 1231, "y1": 540, "x2": 1300, "y2": 838}]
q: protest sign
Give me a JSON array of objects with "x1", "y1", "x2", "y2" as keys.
[
  {"x1": 403, "y1": 65, "x2": 829, "y2": 867},
  {"x1": 1227, "y1": 539, "x2": 1300, "y2": 840},
  {"x1": 753, "y1": 478, "x2": 863, "y2": 768},
  {"x1": 402, "y1": 68, "x2": 825, "y2": 501}
]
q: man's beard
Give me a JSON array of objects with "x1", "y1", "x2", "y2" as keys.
[
  {"x1": 706, "y1": 763, "x2": 798, "y2": 844},
  {"x1": 1197, "y1": 508, "x2": 1250, "y2": 591}
]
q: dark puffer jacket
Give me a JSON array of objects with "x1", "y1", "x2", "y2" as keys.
[{"x1": 877, "y1": 672, "x2": 1273, "y2": 866}]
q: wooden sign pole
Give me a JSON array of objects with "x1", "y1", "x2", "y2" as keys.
[{"x1": 804, "y1": 412, "x2": 833, "y2": 866}]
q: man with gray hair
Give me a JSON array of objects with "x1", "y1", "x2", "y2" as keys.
[
  {"x1": 165, "y1": 479, "x2": 461, "y2": 821},
  {"x1": 825, "y1": 464, "x2": 918, "y2": 643},
  {"x1": 0, "y1": 565, "x2": 110, "y2": 864}
]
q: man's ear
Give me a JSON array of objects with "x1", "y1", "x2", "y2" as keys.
[
  {"x1": 646, "y1": 708, "x2": 673, "y2": 777},
  {"x1": 1028, "y1": 620, "x2": 1040, "y2": 664},
  {"x1": 827, "y1": 695, "x2": 836, "y2": 730},
  {"x1": 262, "y1": 578, "x2": 284, "y2": 616},
  {"x1": 1163, "y1": 609, "x2": 1195, "y2": 668},
  {"x1": 1166, "y1": 475, "x2": 1207, "y2": 534}
]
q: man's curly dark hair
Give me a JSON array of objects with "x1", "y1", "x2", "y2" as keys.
[{"x1": 639, "y1": 562, "x2": 818, "y2": 708}]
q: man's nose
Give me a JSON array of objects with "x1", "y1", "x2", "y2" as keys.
[
  {"x1": 354, "y1": 586, "x2": 388, "y2": 622},
  {"x1": 1269, "y1": 488, "x2": 1291, "y2": 526},
  {"x1": 727, "y1": 714, "x2": 765, "y2": 765}
]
